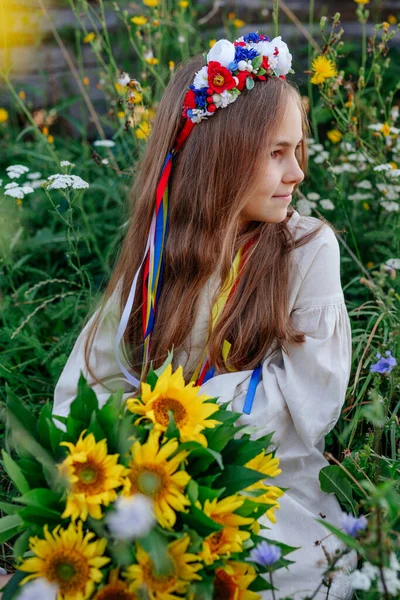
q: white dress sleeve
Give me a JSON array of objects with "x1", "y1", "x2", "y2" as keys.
[
  {"x1": 201, "y1": 225, "x2": 352, "y2": 458},
  {"x1": 53, "y1": 285, "x2": 138, "y2": 421}
]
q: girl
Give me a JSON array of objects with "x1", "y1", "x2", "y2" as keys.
[{"x1": 50, "y1": 33, "x2": 357, "y2": 599}]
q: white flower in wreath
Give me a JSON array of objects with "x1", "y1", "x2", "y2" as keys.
[
  {"x1": 193, "y1": 65, "x2": 209, "y2": 90},
  {"x1": 213, "y1": 89, "x2": 238, "y2": 109},
  {"x1": 207, "y1": 39, "x2": 236, "y2": 68},
  {"x1": 271, "y1": 36, "x2": 292, "y2": 75}
]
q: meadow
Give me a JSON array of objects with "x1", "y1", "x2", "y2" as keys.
[{"x1": 0, "y1": 0, "x2": 399, "y2": 598}]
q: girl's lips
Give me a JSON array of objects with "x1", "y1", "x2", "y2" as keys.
[{"x1": 273, "y1": 194, "x2": 292, "y2": 201}]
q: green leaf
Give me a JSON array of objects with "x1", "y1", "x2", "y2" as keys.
[
  {"x1": 0, "y1": 500, "x2": 21, "y2": 515},
  {"x1": 38, "y1": 403, "x2": 63, "y2": 453},
  {"x1": 181, "y1": 441, "x2": 223, "y2": 472},
  {"x1": 14, "y1": 489, "x2": 61, "y2": 509},
  {"x1": 1, "y1": 571, "x2": 26, "y2": 600},
  {"x1": 0, "y1": 514, "x2": 23, "y2": 544},
  {"x1": 139, "y1": 529, "x2": 173, "y2": 576},
  {"x1": 69, "y1": 372, "x2": 99, "y2": 423},
  {"x1": 316, "y1": 519, "x2": 365, "y2": 555},
  {"x1": 214, "y1": 465, "x2": 267, "y2": 496},
  {"x1": 186, "y1": 480, "x2": 199, "y2": 504},
  {"x1": 13, "y1": 529, "x2": 32, "y2": 560},
  {"x1": 154, "y1": 349, "x2": 174, "y2": 377},
  {"x1": 1, "y1": 450, "x2": 30, "y2": 494},
  {"x1": 18, "y1": 505, "x2": 63, "y2": 526},
  {"x1": 319, "y1": 466, "x2": 356, "y2": 513},
  {"x1": 257, "y1": 68, "x2": 266, "y2": 76},
  {"x1": 6, "y1": 386, "x2": 38, "y2": 439},
  {"x1": 246, "y1": 76, "x2": 255, "y2": 90},
  {"x1": 164, "y1": 411, "x2": 180, "y2": 441},
  {"x1": 181, "y1": 505, "x2": 222, "y2": 536},
  {"x1": 251, "y1": 55, "x2": 263, "y2": 70}
]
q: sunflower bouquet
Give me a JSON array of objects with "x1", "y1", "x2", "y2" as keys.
[{"x1": 0, "y1": 354, "x2": 296, "y2": 600}]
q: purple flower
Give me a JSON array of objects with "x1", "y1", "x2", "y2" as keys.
[
  {"x1": 248, "y1": 541, "x2": 281, "y2": 567},
  {"x1": 340, "y1": 513, "x2": 368, "y2": 537},
  {"x1": 370, "y1": 350, "x2": 397, "y2": 374}
]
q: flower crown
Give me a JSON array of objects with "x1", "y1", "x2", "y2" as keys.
[{"x1": 182, "y1": 31, "x2": 294, "y2": 124}]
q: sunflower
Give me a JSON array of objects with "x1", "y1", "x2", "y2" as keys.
[
  {"x1": 58, "y1": 431, "x2": 127, "y2": 521},
  {"x1": 124, "y1": 535, "x2": 202, "y2": 599},
  {"x1": 243, "y1": 451, "x2": 284, "y2": 524},
  {"x1": 200, "y1": 527, "x2": 246, "y2": 565},
  {"x1": 93, "y1": 568, "x2": 137, "y2": 600},
  {"x1": 213, "y1": 562, "x2": 260, "y2": 600},
  {"x1": 18, "y1": 521, "x2": 110, "y2": 600},
  {"x1": 203, "y1": 495, "x2": 254, "y2": 528},
  {"x1": 310, "y1": 56, "x2": 338, "y2": 85},
  {"x1": 123, "y1": 428, "x2": 190, "y2": 529},
  {"x1": 126, "y1": 364, "x2": 220, "y2": 446}
]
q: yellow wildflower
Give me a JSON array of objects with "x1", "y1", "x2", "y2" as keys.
[
  {"x1": 153, "y1": 19, "x2": 160, "y2": 26},
  {"x1": 366, "y1": 261, "x2": 374, "y2": 269},
  {"x1": 382, "y1": 22, "x2": 390, "y2": 31},
  {"x1": 178, "y1": 0, "x2": 189, "y2": 8},
  {"x1": 42, "y1": 126, "x2": 49, "y2": 135},
  {"x1": 228, "y1": 12, "x2": 235, "y2": 20},
  {"x1": 381, "y1": 122, "x2": 391, "y2": 137},
  {"x1": 169, "y1": 60, "x2": 175, "y2": 71},
  {"x1": 0, "y1": 108, "x2": 9, "y2": 122},
  {"x1": 115, "y1": 82, "x2": 127, "y2": 94},
  {"x1": 83, "y1": 32, "x2": 95, "y2": 43},
  {"x1": 353, "y1": 0, "x2": 370, "y2": 4},
  {"x1": 310, "y1": 56, "x2": 338, "y2": 85},
  {"x1": 389, "y1": 161, "x2": 398, "y2": 169},
  {"x1": 131, "y1": 16, "x2": 148, "y2": 26},
  {"x1": 388, "y1": 15, "x2": 397, "y2": 25},
  {"x1": 243, "y1": 451, "x2": 284, "y2": 524},
  {"x1": 19, "y1": 90, "x2": 26, "y2": 100},
  {"x1": 363, "y1": 202, "x2": 370, "y2": 211},
  {"x1": 83, "y1": 76, "x2": 90, "y2": 86},
  {"x1": 135, "y1": 120, "x2": 151, "y2": 140},
  {"x1": 233, "y1": 19, "x2": 245, "y2": 28},
  {"x1": 209, "y1": 39, "x2": 217, "y2": 48},
  {"x1": 143, "y1": 0, "x2": 158, "y2": 7},
  {"x1": 47, "y1": 135, "x2": 54, "y2": 144},
  {"x1": 145, "y1": 57, "x2": 159, "y2": 65},
  {"x1": 327, "y1": 129, "x2": 343, "y2": 144},
  {"x1": 117, "y1": 111, "x2": 126, "y2": 119}
]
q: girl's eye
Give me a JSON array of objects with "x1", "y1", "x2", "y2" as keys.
[{"x1": 271, "y1": 150, "x2": 281, "y2": 159}]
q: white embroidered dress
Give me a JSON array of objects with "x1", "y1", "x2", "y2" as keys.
[{"x1": 53, "y1": 209, "x2": 357, "y2": 599}]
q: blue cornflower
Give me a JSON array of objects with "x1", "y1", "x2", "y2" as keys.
[
  {"x1": 228, "y1": 60, "x2": 239, "y2": 71},
  {"x1": 370, "y1": 350, "x2": 397, "y2": 374},
  {"x1": 189, "y1": 86, "x2": 209, "y2": 109},
  {"x1": 243, "y1": 32, "x2": 261, "y2": 44},
  {"x1": 247, "y1": 541, "x2": 281, "y2": 567},
  {"x1": 340, "y1": 513, "x2": 368, "y2": 537},
  {"x1": 234, "y1": 47, "x2": 259, "y2": 63}
]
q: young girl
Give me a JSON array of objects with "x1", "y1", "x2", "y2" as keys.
[{"x1": 50, "y1": 33, "x2": 357, "y2": 599}]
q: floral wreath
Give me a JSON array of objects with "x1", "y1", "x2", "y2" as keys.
[{"x1": 182, "y1": 31, "x2": 294, "y2": 124}]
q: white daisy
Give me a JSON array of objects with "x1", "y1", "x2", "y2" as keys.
[
  {"x1": 296, "y1": 198, "x2": 316, "y2": 216},
  {"x1": 374, "y1": 163, "x2": 393, "y2": 172},
  {"x1": 6, "y1": 164, "x2": 29, "y2": 179},
  {"x1": 381, "y1": 200, "x2": 399, "y2": 212},
  {"x1": 356, "y1": 180, "x2": 372, "y2": 189},
  {"x1": 27, "y1": 171, "x2": 42, "y2": 180},
  {"x1": 319, "y1": 199, "x2": 335, "y2": 210},
  {"x1": 93, "y1": 139, "x2": 116, "y2": 147}
]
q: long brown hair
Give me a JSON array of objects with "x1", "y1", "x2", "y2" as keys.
[{"x1": 84, "y1": 55, "x2": 328, "y2": 385}]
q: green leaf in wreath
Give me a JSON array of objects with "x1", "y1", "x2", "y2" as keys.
[
  {"x1": 251, "y1": 55, "x2": 263, "y2": 70},
  {"x1": 246, "y1": 76, "x2": 255, "y2": 90}
]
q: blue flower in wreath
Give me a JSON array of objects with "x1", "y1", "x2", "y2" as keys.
[
  {"x1": 243, "y1": 32, "x2": 262, "y2": 44},
  {"x1": 189, "y1": 85, "x2": 209, "y2": 109},
  {"x1": 234, "y1": 46, "x2": 259, "y2": 63}
]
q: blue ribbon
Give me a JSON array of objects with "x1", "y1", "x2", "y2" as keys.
[{"x1": 242, "y1": 363, "x2": 262, "y2": 415}]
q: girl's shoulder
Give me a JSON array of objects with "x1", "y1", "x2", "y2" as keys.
[
  {"x1": 287, "y1": 209, "x2": 340, "y2": 277},
  {"x1": 287, "y1": 208, "x2": 337, "y2": 247}
]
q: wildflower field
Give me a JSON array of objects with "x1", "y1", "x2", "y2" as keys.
[{"x1": 0, "y1": 0, "x2": 399, "y2": 598}]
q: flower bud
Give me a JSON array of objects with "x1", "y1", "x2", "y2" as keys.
[{"x1": 320, "y1": 16, "x2": 327, "y2": 29}]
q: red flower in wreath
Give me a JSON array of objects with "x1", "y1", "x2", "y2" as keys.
[
  {"x1": 182, "y1": 89, "x2": 197, "y2": 118},
  {"x1": 235, "y1": 70, "x2": 250, "y2": 91},
  {"x1": 208, "y1": 61, "x2": 237, "y2": 93},
  {"x1": 256, "y1": 55, "x2": 271, "y2": 81},
  {"x1": 233, "y1": 41, "x2": 246, "y2": 47}
]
